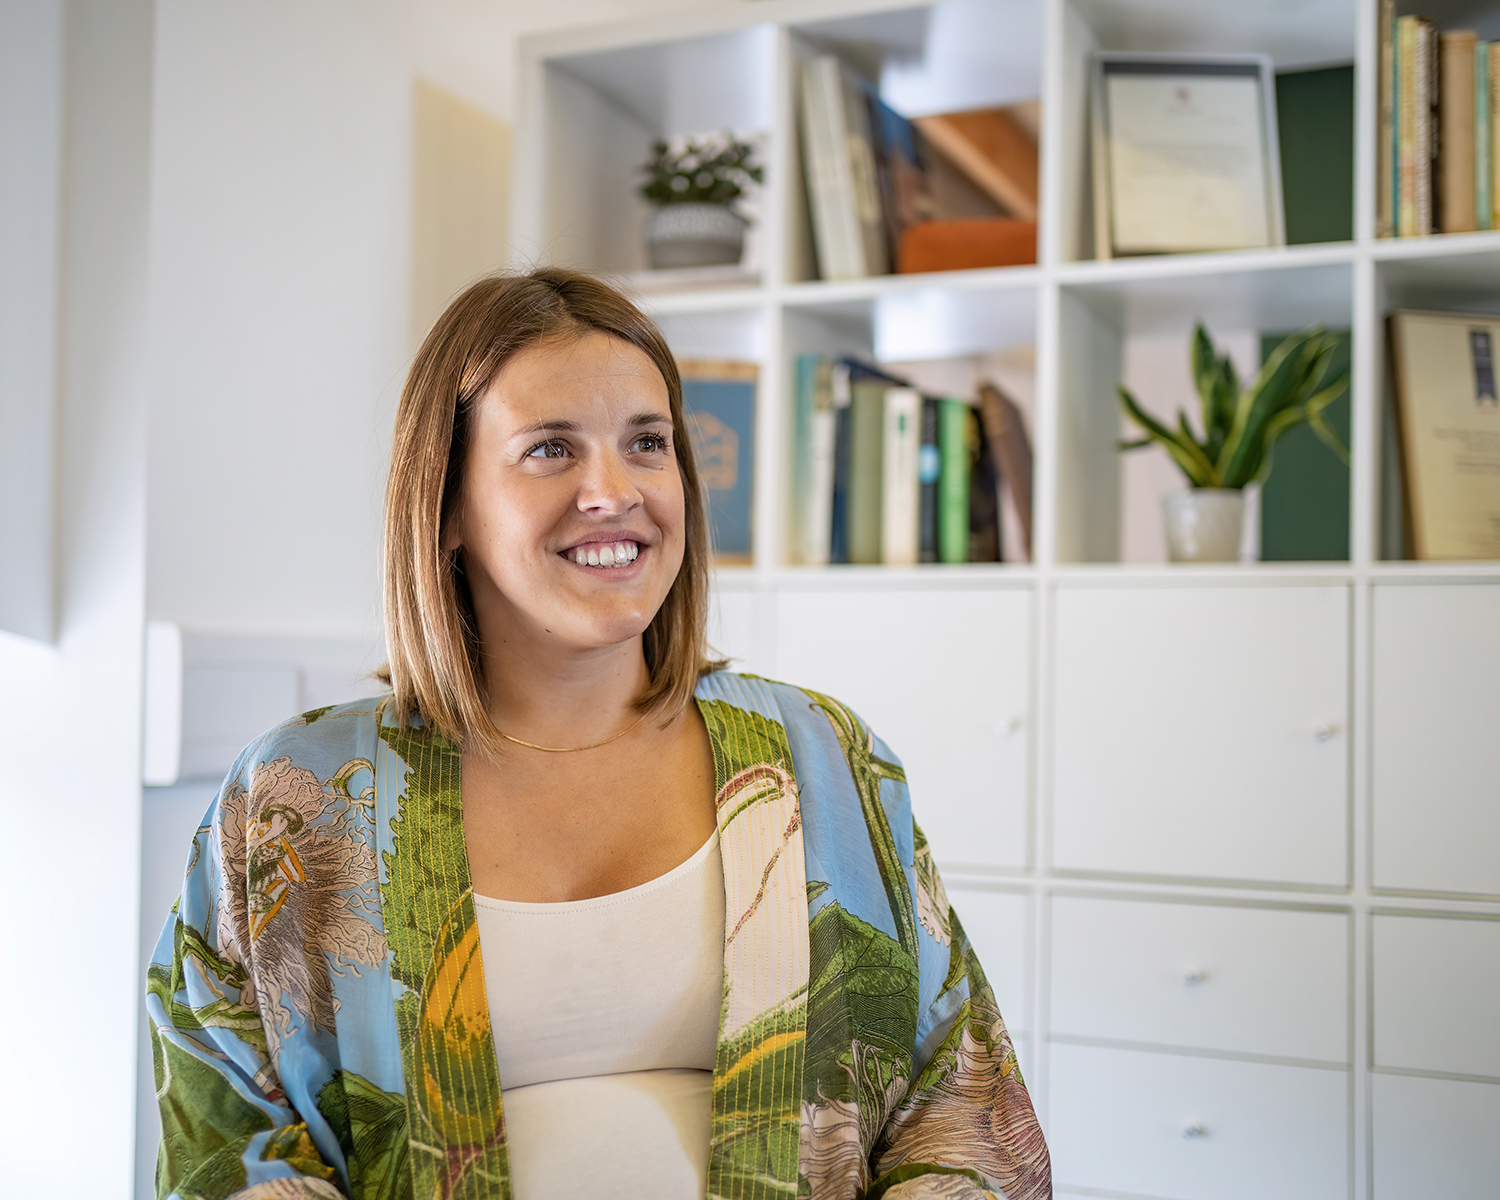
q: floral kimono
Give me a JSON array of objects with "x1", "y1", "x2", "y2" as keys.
[{"x1": 147, "y1": 671, "x2": 1050, "y2": 1200}]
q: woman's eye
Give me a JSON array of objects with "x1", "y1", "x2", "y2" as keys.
[
  {"x1": 630, "y1": 433, "x2": 669, "y2": 454},
  {"x1": 525, "y1": 439, "x2": 569, "y2": 460}
]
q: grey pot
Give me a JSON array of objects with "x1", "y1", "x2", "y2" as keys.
[
  {"x1": 1162, "y1": 488, "x2": 1245, "y2": 562},
  {"x1": 645, "y1": 203, "x2": 747, "y2": 269}
]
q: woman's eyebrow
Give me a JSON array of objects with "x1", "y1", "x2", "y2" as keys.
[
  {"x1": 510, "y1": 418, "x2": 580, "y2": 437},
  {"x1": 629, "y1": 411, "x2": 672, "y2": 427}
]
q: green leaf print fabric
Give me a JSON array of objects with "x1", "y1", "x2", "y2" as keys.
[{"x1": 147, "y1": 676, "x2": 1049, "y2": 1200}]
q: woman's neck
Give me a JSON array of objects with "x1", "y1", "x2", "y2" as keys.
[{"x1": 476, "y1": 630, "x2": 652, "y2": 749}]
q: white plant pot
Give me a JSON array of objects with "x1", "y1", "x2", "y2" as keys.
[
  {"x1": 1163, "y1": 488, "x2": 1245, "y2": 563},
  {"x1": 645, "y1": 203, "x2": 746, "y2": 269}
]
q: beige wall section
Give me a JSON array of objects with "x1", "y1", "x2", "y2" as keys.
[{"x1": 411, "y1": 78, "x2": 513, "y2": 350}]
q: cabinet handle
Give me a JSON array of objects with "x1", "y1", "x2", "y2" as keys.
[
  {"x1": 1313, "y1": 723, "x2": 1340, "y2": 743},
  {"x1": 995, "y1": 716, "x2": 1023, "y2": 738},
  {"x1": 1182, "y1": 1123, "x2": 1207, "y2": 1140},
  {"x1": 1183, "y1": 969, "x2": 1205, "y2": 987}
]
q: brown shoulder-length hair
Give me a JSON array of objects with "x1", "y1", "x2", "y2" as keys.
[{"x1": 381, "y1": 267, "x2": 721, "y2": 755}]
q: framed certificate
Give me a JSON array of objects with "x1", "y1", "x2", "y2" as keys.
[
  {"x1": 1389, "y1": 310, "x2": 1500, "y2": 560},
  {"x1": 1091, "y1": 52, "x2": 1285, "y2": 259}
]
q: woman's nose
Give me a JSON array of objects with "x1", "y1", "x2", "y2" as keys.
[{"x1": 577, "y1": 448, "x2": 642, "y2": 515}]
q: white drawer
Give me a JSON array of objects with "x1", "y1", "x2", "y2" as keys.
[
  {"x1": 948, "y1": 886, "x2": 1029, "y2": 1037},
  {"x1": 1373, "y1": 1073, "x2": 1500, "y2": 1200},
  {"x1": 1373, "y1": 914, "x2": 1500, "y2": 1079},
  {"x1": 1373, "y1": 584, "x2": 1500, "y2": 896},
  {"x1": 1051, "y1": 896, "x2": 1349, "y2": 1062},
  {"x1": 1051, "y1": 585, "x2": 1350, "y2": 886},
  {"x1": 773, "y1": 586, "x2": 1031, "y2": 869},
  {"x1": 1047, "y1": 1043, "x2": 1348, "y2": 1200}
]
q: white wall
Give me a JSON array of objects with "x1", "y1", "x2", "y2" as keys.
[
  {"x1": 144, "y1": 0, "x2": 413, "y2": 639},
  {"x1": 0, "y1": 3, "x2": 154, "y2": 1199}
]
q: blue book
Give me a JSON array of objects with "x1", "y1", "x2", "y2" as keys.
[{"x1": 681, "y1": 369, "x2": 756, "y2": 564}]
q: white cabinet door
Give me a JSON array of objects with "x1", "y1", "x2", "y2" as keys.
[
  {"x1": 773, "y1": 586, "x2": 1032, "y2": 869},
  {"x1": 1050, "y1": 895, "x2": 1349, "y2": 1062},
  {"x1": 1373, "y1": 913, "x2": 1500, "y2": 1079},
  {"x1": 1373, "y1": 1073, "x2": 1500, "y2": 1200},
  {"x1": 1051, "y1": 585, "x2": 1350, "y2": 886},
  {"x1": 1372, "y1": 584, "x2": 1500, "y2": 896},
  {"x1": 1047, "y1": 1043, "x2": 1348, "y2": 1200}
]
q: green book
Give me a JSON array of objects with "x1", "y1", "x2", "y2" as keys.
[
  {"x1": 1479, "y1": 42, "x2": 1492, "y2": 232},
  {"x1": 1258, "y1": 331, "x2": 1351, "y2": 561},
  {"x1": 1276, "y1": 65, "x2": 1355, "y2": 245},
  {"x1": 937, "y1": 398, "x2": 970, "y2": 564},
  {"x1": 847, "y1": 380, "x2": 886, "y2": 564}
]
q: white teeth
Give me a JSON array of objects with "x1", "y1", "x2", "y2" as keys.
[{"x1": 569, "y1": 541, "x2": 639, "y2": 568}]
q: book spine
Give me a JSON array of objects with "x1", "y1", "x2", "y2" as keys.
[
  {"x1": 1481, "y1": 42, "x2": 1493, "y2": 232},
  {"x1": 967, "y1": 406, "x2": 1002, "y2": 563},
  {"x1": 937, "y1": 399, "x2": 970, "y2": 564},
  {"x1": 918, "y1": 396, "x2": 940, "y2": 563},
  {"x1": 847, "y1": 380, "x2": 886, "y2": 564},
  {"x1": 1493, "y1": 42, "x2": 1500, "y2": 227},
  {"x1": 1378, "y1": 0, "x2": 1396, "y2": 238},
  {"x1": 1440, "y1": 32, "x2": 1478, "y2": 234},
  {"x1": 799, "y1": 60, "x2": 839, "y2": 281},
  {"x1": 1398, "y1": 17, "x2": 1418, "y2": 237},
  {"x1": 881, "y1": 388, "x2": 921, "y2": 566},
  {"x1": 1419, "y1": 19, "x2": 1437, "y2": 235},
  {"x1": 838, "y1": 67, "x2": 889, "y2": 277},
  {"x1": 829, "y1": 363, "x2": 852, "y2": 564},
  {"x1": 793, "y1": 354, "x2": 817, "y2": 562}
]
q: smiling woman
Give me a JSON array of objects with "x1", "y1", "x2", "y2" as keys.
[{"x1": 144, "y1": 268, "x2": 1051, "y2": 1200}]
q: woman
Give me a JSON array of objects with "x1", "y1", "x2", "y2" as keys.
[{"x1": 146, "y1": 269, "x2": 1051, "y2": 1200}]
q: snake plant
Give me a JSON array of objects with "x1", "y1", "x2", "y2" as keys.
[{"x1": 1118, "y1": 323, "x2": 1350, "y2": 489}]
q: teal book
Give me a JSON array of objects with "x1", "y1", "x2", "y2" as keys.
[
  {"x1": 682, "y1": 372, "x2": 756, "y2": 564},
  {"x1": 1258, "y1": 331, "x2": 1351, "y2": 561},
  {"x1": 1276, "y1": 65, "x2": 1355, "y2": 244}
]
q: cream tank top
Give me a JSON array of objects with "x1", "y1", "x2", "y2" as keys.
[{"x1": 472, "y1": 831, "x2": 726, "y2": 1200}]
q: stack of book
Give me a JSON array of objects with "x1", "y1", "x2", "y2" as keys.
[
  {"x1": 1378, "y1": 3, "x2": 1500, "y2": 237},
  {"x1": 798, "y1": 54, "x2": 1039, "y2": 279},
  {"x1": 792, "y1": 355, "x2": 1032, "y2": 566}
]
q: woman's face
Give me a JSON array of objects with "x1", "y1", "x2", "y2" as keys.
[{"x1": 450, "y1": 330, "x2": 686, "y2": 658}]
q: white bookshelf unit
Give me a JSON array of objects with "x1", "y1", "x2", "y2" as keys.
[{"x1": 513, "y1": 1, "x2": 1500, "y2": 1196}]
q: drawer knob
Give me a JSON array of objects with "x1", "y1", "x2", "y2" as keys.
[
  {"x1": 1313, "y1": 723, "x2": 1340, "y2": 743},
  {"x1": 1183, "y1": 969, "x2": 1206, "y2": 987},
  {"x1": 1182, "y1": 1122, "x2": 1207, "y2": 1140},
  {"x1": 995, "y1": 716, "x2": 1023, "y2": 738}
]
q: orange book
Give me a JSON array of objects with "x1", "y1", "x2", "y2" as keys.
[
  {"x1": 913, "y1": 109, "x2": 1039, "y2": 221},
  {"x1": 896, "y1": 218, "x2": 1037, "y2": 273}
]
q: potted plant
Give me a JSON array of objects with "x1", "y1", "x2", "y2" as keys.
[
  {"x1": 638, "y1": 133, "x2": 763, "y2": 270},
  {"x1": 1118, "y1": 323, "x2": 1350, "y2": 562}
]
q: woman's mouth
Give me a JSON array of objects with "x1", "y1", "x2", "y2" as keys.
[{"x1": 565, "y1": 540, "x2": 640, "y2": 568}]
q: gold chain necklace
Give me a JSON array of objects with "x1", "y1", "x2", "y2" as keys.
[{"x1": 496, "y1": 709, "x2": 648, "y2": 753}]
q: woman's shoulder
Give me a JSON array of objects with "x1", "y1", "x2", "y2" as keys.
[
  {"x1": 225, "y1": 694, "x2": 392, "y2": 791},
  {"x1": 696, "y1": 669, "x2": 875, "y2": 733}
]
